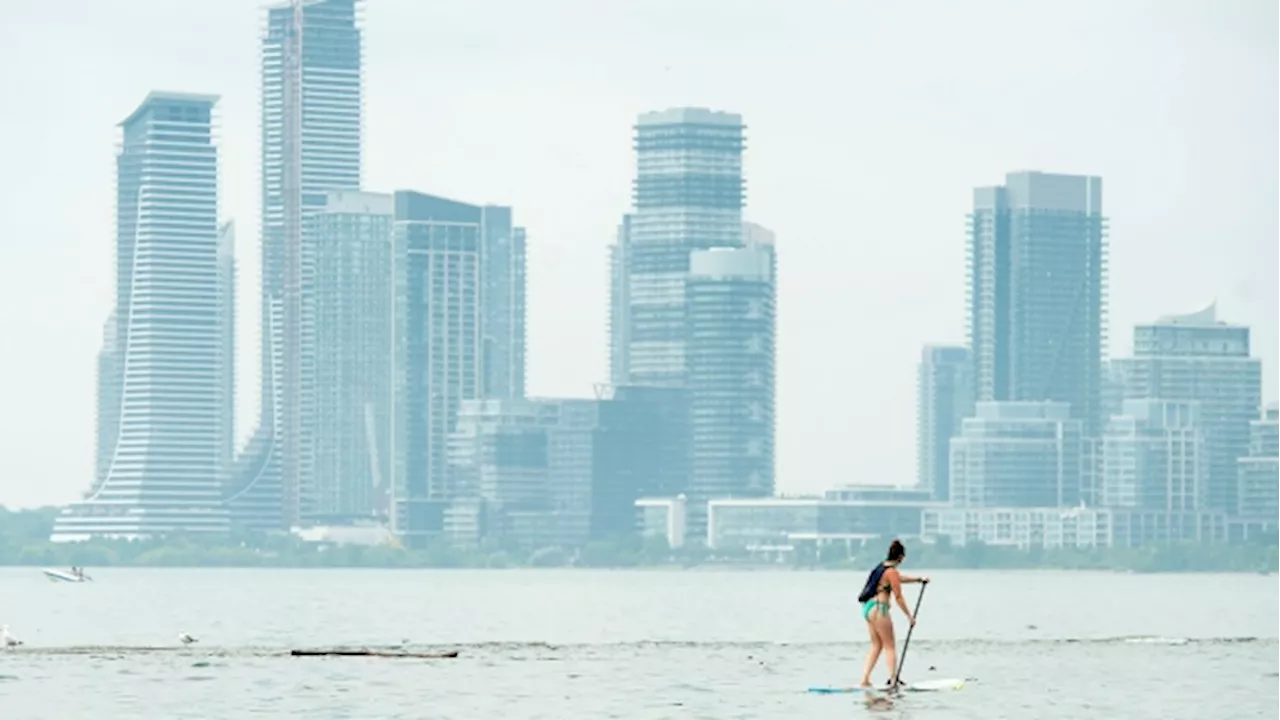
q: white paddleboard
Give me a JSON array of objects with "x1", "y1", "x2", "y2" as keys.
[
  {"x1": 808, "y1": 678, "x2": 968, "y2": 694},
  {"x1": 903, "y1": 678, "x2": 968, "y2": 692}
]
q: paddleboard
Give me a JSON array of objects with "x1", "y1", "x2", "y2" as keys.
[
  {"x1": 807, "y1": 678, "x2": 967, "y2": 694},
  {"x1": 904, "y1": 678, "x2": 967, "y2": 692}
]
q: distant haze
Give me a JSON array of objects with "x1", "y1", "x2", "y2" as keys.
[{"x1": 0, "y1": 0, "x2": 1274, "y2": 507}]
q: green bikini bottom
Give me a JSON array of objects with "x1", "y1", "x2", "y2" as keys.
[{"x1": 861, "y1": 598, "x2": 890, "y2": 621}]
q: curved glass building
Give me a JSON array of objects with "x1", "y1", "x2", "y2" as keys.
[{"x1": 53, "y1": 92, "x2": 229, "y2": 541}]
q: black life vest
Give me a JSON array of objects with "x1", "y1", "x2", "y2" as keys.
[{"x1": 858, "y1": 563, "x2": 889, "y2": 603}]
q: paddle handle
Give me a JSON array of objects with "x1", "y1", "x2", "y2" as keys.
[{"x1": 892, "y1": 581, "x2": 928, "y2": 687}]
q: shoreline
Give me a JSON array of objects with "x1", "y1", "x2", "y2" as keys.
[{"x1": 4, "y1": 563, "x2": 1274, "y2": 575}]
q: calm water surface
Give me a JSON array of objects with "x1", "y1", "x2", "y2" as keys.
[{"x1": 0, "y1": 568, "x2": 1275, "y2": 719}]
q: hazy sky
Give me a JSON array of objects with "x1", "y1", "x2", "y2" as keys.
[{"x1": 0, "y1": 0, "x2": 1275, "y2": 509}]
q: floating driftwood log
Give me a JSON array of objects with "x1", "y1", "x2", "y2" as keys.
[{"x1": 290, "y1": 648, "x2": 459, "y2": 659}]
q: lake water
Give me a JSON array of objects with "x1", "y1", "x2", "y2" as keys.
[{"x1": 0, "y1": 568, "x2": 1276, "y2": 719}]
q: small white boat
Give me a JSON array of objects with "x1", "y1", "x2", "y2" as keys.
[{"x1": 42, "y1": 568, "x2": 91, "y2": 583}]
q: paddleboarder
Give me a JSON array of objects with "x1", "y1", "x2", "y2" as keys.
[{"x1": 857, "y1": 539, "x2": 928, "y2": 689}]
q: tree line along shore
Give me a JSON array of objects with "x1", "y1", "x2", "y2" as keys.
[{"x1": 2, "y1": 507, "x2": 1275, "y2": 573}]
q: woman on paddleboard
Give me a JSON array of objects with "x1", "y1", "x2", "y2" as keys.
[{"x1": 858, "y1": 539, "x2": 928, "y2": 688}]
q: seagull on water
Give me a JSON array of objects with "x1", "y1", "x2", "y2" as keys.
[
  {"x1": 178, "y1": 632, "x2": 198, "y2": 645},
  {"x1": 2, "y1": 625, "x2": 22, "y2": 648}
]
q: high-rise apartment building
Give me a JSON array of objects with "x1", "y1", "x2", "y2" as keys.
[
  {"x1": 233, "y1": 0, "x2": 364, "y2": 530},
  {"x1": 968, "y1": 171, "x2": 1107, "y2": 434},
  {"x1": 686, "y1": 242, "x2": 776, "y2": 522},
  {"x1": 53, "y1": 92, "x2": 229, "y2": 540},
  {"x1": 610, "y1": 108, "x2": 746, "y2": 388},
  {"x1": 310, "y1": 191, "x2": 393, "y2": 520},
  {"x1": 393, "y1": 191, "x2": 527, "y2": 545},
  {"x1": 916, "y1": 345, "x2": 973, "y2": 501},
  {"x1": 1112, "y1": 305, "x2": 1262, "y2": 514},
  {"x1": 605, "y1": 109, "x2": 750, "y2": 530}
]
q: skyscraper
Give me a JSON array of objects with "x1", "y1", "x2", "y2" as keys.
[
  {"x1": 53, "y1": 92, "x2": 228, "y2": 540},
  {"x1": 611, "y1": 108, "x2": 746, "y2": 388},
  {"x1": 233, "y1": 0, "x2": 364, "y2": 530},
  {"x1": 686, "y1": 241, "x2": 777, "y2": 522},
  {"x1": 1113, "y1": 305, "x2": 1263, "y2": 514},
  {"x1": 392, "y1": 191, "x2": 527, "y2": 545},
  {"x1": 917, "y1": 345, "x2": 973, "y2": 501},
  {"x1": 311, "y1": 191, "x2": 393, "y2": 519},
  {"x1": 968, "y1": 171, "x2": 1107, "y2": 435}
]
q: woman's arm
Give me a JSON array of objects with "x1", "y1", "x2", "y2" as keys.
[
  {"x1": 898, "y1": 575, "x2": 930, "y2": 585},
  {"x1": 887, "y1": 569, "x2": 914, "y2": 625}
]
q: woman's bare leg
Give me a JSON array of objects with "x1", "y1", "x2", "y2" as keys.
[
  {"x1": 859, "y1": 619, "x2": 882, "y2": 687},
  {"x1": 874, "y1": 613, "x2": 898, "y2": 686}
]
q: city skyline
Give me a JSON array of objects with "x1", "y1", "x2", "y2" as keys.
[{"x1": 2, "y1": 0, "x2": 1280, "y2": 507}]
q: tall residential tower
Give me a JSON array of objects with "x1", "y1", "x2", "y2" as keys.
[
  {"x1": 1112, "y1": 305, "x2": 1263, "y2": 514},
  {"x1": 968, "y1": 171, "x2": 1107, "y2": 435},
  {"x1": 310, "y1": 191, "x2": 394, "y2": 520},
  {"x1": 231, "y1": 0, "x2": 364, "y2": 531},
  {"x1": 393, "y1": 191, "x2": 527, "y2": 545},
  {"x1": 686, "y1": 239, "x2": 777, "y2": 517},
  {"x1": 53, "y1": 92, "x2": 229, "y2": 540},
  {"x1": 610, "y1": 108, "x2": 746, "y2": 388}
]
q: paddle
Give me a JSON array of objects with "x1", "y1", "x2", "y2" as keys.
[{"x1": 890, "y1": 580, "x2": 929, "y2": 690}]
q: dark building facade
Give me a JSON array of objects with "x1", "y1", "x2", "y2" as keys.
[{"x1": 591, "y1": 386, "x2": 691, "y2": 540}]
